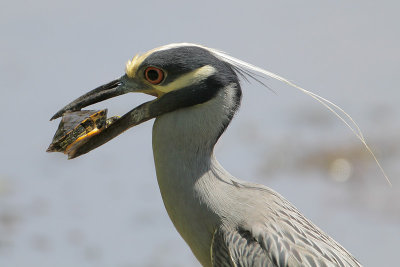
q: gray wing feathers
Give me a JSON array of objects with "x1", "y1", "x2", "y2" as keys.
[
  {"x1": 261, "y1": 194, "x2": 362, "y2": 267},
  {"x1": 212, "y1": 227, "x2": 275, "y2": 267},
  {"x1": 211, "y1": 228, "x2": 236, "y2": 267},
  {"x1": 211, "y1": 183, "x2": 362, "y2": 267}
]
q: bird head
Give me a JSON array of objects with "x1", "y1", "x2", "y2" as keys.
[{"x1": 50, "y1": 43, "x2": 242, "y2": 158}]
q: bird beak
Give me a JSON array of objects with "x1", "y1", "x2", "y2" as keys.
[
  {"x1": 51, "y1": 75, "x2": 141, "y2": 120},
  {"x1": 49, "y1": 75, "x2": 159, "y2": 159}
]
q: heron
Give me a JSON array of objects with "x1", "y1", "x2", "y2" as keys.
[{"x1": 50, "y1": 43, "x2": 362, "y2": 266}]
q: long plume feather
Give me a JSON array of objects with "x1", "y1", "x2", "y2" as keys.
[{"x1": 208, "y1": 47, "x2": 391, "y2": 186}]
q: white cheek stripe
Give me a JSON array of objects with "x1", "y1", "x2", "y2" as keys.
[{"x1": 154, "y1": 65, "x2": 216, "y2": 95}]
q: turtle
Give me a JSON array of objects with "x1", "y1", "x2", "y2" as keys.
[{"x1": 47, "y1": 109, "x2": 119, "y2": 154}]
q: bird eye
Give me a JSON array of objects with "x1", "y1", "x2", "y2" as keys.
[{"x1": 144, "y1": 67, "x2": 164, "y2": 85}]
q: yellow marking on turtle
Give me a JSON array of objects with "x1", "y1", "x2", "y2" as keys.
[{"x1": 64, "y1": 127, "x2": 101, "y2": 154}]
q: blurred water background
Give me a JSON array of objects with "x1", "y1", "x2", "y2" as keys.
[{"x1": 1, "y1": 1, "x2": 399, "y2": 266}]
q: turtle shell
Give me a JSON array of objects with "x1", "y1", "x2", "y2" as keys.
[{"x1": 47, "y1": 109, "x2": 118, "y2": 153}]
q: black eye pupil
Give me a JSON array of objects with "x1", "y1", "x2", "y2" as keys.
[{"x1": 147, "y1": 69, "x2": 159, "y2": 81}]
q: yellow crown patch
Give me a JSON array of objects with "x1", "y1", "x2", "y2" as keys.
[{"x1": 125, "y1": 54, "x2": 141, "y2": 78}]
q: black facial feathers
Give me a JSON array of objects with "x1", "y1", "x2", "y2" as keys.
[{"x1": 140, "y1": 46, "x2": 239, "y2": 88}]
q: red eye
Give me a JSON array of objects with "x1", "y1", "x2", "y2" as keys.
[{"x1": 144, "y1": 67, "x2": 164, "y2": 84}]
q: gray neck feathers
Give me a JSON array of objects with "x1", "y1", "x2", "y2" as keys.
[
  {"x1": 151, "y1": 84, "x2": 241, "y2": 266},
  {"x1": 152, "y1": 83, "x2": 240, "y2": 183}
]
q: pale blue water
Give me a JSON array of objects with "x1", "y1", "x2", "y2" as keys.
[{"x1": 1, "y1": 1, "x2": 399, "y2": 266}]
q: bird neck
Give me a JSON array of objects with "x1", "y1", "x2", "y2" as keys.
[
  {"x1": 152, "y1": 83, "x2": 241, "y2": 186},
  {"x1": 151, "y1": 83, "x2": 241, "y2": 205},
  {"x1": 151, "y1": 84, "x2": 241, "y2": 266}
]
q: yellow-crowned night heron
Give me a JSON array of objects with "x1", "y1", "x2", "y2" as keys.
[{"x1": 50, "y1": 43, "x2": 362, "y2": 266}]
